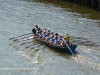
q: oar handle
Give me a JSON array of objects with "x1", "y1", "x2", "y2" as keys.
[{"x1": 9, "y1": 38, "x2": 14, "y2": 40}]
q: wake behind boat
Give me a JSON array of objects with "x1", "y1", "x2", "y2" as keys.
[{"x1": 32, "y1": 25, "x2": 77, "y2": 55}]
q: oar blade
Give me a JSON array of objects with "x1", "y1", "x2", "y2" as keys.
[
  {"x1": 35, "y1": 49, "x2": 39, "y2": 52},
  {"x1": 21, "y1": 43, "x2": 25, "y2": 45},
  {"x1": 13, "y1": 39, "x2": 18, "y2": 42},
  {"x1": 31, "y1": 47, "x2": 35, "y2": 50},
  {"x1": 9, "y1": 38, "x2": 14, "y2": 40},
  {"x1": 25, "y1": 46, "x2": 30, "y2": 49}
]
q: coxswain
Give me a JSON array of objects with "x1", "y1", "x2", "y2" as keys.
[{"x1": 65, "y1": 34, "x2": 70, "y2": 45}]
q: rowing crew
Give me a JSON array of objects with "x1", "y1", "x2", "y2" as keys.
[{"x1": 32, "y1": 25, "x2": 71, "y2": 46}]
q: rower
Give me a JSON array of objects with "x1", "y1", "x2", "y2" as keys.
[
  {"x1": 36, "y1": 27, "x2": 41, "y2": 37},
  {"x1": 32, "y1": 25, "x2": 39, "y2": 34},
  {"x1": 50, "y1": 32, "x2": 54, "y2": 38},
  {"x1": 38, "y1": 29, "x2": 43, "y2": 38},
  {"x1": 54, "y1": 33, "x2": 58, "y2": 39},
  {"x1": 46, "y1": 34, "x2": 51, "y2": 42},
  {"x1": 43, "y1": 27, "x2": 47, "y2": 32},
  {"x1": 49, "y1": 36, "x2": 55, "y2": 44},
  {"x1": 47, "y1": 29, "x2": 51, "y2": 35},
  {"x1": 54, "y1": 37, "x2": 60, "y2": 46},
  {"x1": 59, "y1": 35, "x2": 64, "y2": 41},
  {"x1": 42, "y1": 31, "x2": 47, "y2": 40},
  {"x1": 35, "y1": 25, "x2": 39, "y2": 31},
  {"x1": 59, "y1": 35, "x2": 65, "y2": 46}
]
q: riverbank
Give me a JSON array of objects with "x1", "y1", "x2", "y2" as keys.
[
  {"x1": 36, "y1": 0, "x2": 100, "y2": 11},
  {"x1": 63, "y1": 0, "x2": 100, "y2": 11},
  {"x1": 34, "y1": 0, "x2": 100, "y2": 20}
]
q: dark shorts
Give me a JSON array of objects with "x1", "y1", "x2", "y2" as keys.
[{"x1": 66, "y1": 42, "x2": 70, "y2": 45}]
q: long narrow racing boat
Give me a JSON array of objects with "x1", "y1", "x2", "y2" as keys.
[{"x1": 32, "y1": 27, "x2": 77, "y2": 54}]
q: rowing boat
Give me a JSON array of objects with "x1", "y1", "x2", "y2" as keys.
[{"x1": 32, "y1": 28, "x2": 77, "y2": 54}]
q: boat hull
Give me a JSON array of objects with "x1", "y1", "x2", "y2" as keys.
[{"x1": 33, "y1": 36, "x2": 77, "y2": 54}]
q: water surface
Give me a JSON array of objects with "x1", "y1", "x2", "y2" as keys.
[{"x1": 0, "y1": 0, "x2": 100, "y2": 75}]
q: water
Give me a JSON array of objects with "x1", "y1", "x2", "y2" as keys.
[{"x1": 0, "y1": 0, "x2": 100, "y2": 75}]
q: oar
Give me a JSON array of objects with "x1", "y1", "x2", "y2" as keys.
[
  {"x1": 13, "y1": 36, "x2": 33, "y2": 42},
  {"x1": 68, "y1": 46, "x2": 75, "y2": 57},
  {"x1": 30, "y1": 44, "x2": 43, "y2": 50},
  {"x1": 30, "y1": 47, "x2": 39, "y2": 51},
  {"x1": 25, "y1": 44, "x2": 37, "y2": 49},
  {"x1": 31, "y1": 46, "x2": 45, "y2": 51},
  {"x1": 31, "y1": 47, "x2": 35, "y2": 50},
  {"x1": 20, "y1": 38, "x2": 32, "y2": 42},
  {"x1": 17, "y1": 38, "x2": 33, "y2": 42},
  {"x1": 9, "y1": 33, "x2": 32, "y2": 40},
  {"x1": 20, "y1": 41, "x2": 35, "y2": 45},
  {"x1": 13, "y1": 38, "x2": 30, "y2": 42},
  {"x1": 71, "y1": 36, "x2": 88, "y2": 40},
  {"x1": 25, "y1": 45, "x2": 34, "y2": 49},
  {"x1": 18, "y1": 35, "x2": 33, "y2": 40},
  {"x1": 92, "y1": 43, "x2": 100, "y2": 46},
  {"x1": 66, "y1": 43, "x2": 75, "y2": 57}
]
